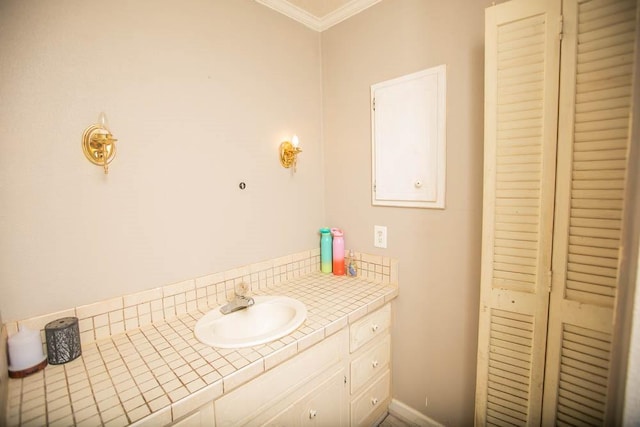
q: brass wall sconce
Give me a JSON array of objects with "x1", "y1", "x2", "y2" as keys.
[
  {"x1": 82, "y1": 112, "x2": 117, "y2": 174},
  {"x1": 279, "y1": 135, "x2": 302, "y2": 170}
]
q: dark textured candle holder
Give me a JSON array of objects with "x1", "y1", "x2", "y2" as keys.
[{"x1": 45, "y1": 317, "x2": 81, "y2": 365}]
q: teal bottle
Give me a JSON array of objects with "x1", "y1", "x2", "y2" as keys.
[{"x1": 320, "y1": 228, "x2": 332, "y2": 273}]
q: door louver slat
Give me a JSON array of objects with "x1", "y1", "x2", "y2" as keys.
[
  {"x1": 492, "y1": 12, "x2": 546, "y2": 296},
  {"x1": 565, "y1": 0, "x2": 634, "y2": 306},
  {"x1": 478, "y1": 2, "x2": 561, "y2": 424},
  {"x1": 556, "y1": 324, "x2": 612, "y2": 425},
  {"x1": 487, "y1": 308, "x2": 535, "y2": 426}
]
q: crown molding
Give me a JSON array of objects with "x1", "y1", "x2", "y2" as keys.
[
  {"x1": 319, "y1": 0, "x2": 381, "y2": 31},
  {"x1": 256, "y1": 0, "x2": 323, "y2": 31},
  {"x1": 255, "y1": 0, "x2": 382, "y2": 32}
]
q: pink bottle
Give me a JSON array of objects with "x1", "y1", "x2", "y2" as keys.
[{"x1": 331, "y1": 228, "x2": 345, "y2": 275}]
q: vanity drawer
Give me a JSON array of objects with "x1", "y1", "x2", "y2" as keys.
[
  {"x1": 350, "y1": 304, "x2": 391, "y2": 353},
  {"x1": 350, "y1": 369, "x2": 390, "y2": 427},
  {"x1": 350, "y1": 334, "x2": 390, "y2": 394}
]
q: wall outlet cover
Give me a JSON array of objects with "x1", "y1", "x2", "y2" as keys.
[{"x1": 374, "y1": 225, "x2": 387, "y2": 248}]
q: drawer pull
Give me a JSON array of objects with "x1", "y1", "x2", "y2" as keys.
[
  {"x1": 372, "y1": 360, "x2": 379, "y2": 368},
  {"x1": 371, "y1": 397, "x2": 379, "y2": 406},
  {"x1": 371, "y1": 324, "x2": 379, "y2": 332},
  {"x1": 309, "y1": 409, "x2": 317, "y2": 419}
]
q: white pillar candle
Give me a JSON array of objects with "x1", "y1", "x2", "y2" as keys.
[{"x1": 8, "y1": 326, "x2": 45, "y2": 371}]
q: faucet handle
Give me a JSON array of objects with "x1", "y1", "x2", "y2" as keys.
[{"x1": 234, "y1": 282, "x2": 249, "y2": 297}]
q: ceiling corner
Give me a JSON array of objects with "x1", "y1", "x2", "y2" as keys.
[{"x1": 255, "y1": 0, "x2": 382, "y2": 32}]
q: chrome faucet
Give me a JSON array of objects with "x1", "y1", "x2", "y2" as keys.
[{"x1": 220, "y1": 283, "x2": 255, "y2": 315}]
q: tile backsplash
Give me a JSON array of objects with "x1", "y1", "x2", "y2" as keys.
[{"x1": 3, "y1": 249, "x2": 397, "y2": 349}]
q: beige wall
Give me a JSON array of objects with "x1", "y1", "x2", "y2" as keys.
[
  {"x1": 0, "y1": 0, "x2": 323, "y2": 321},
  {"x1": 321, "y1": 0, "x2": 490, "y2": 423}
]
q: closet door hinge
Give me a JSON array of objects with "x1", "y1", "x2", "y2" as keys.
[
  {"x1": 546, "y1": 270, "x2": 553, "y2": 293},
  {"x1": 372, "y1": 97, "x2": 376, "y2": 111},
  {"x1": 558, "y1": 15, "x2": 564, "y2": 40}
]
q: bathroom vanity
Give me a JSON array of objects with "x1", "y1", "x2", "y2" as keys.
[
  {"x1": 182, "y1": 303, "x2": 392, "y2": 427},
  {"x1": 5, "y1": 252, "x2": 397, "y2": 427}
]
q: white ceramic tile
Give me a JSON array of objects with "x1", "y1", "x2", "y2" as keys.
[
  {"x1": 103, "y1": 415, "x2": 129, "y2": 427},
  {"x1": 297, "y1": 328, "x2": 325, "y2": 352},
  {"x1": 128, "y1": 406, "x2": 171, "y2": 427},
  {"x1": 123, "y1": 306, "x2": 137, "y2": 319},
  {"x1": 94, "y1": 313, "x2": 109, "y2": 328},
  {"x1": 95, "y1": 325, "x2": 110, "y2": 340},
  {"x1": 222, "y1": 360, "x2": 264, "y2": 393},
  {"x1": 18, "y1": 309, "x2": 76, "y2": 333},
  {"x1": 74, "y1": 403, "x2": 99, "y2": 422},
  {"x1": 171, "y1": 380, "x2": 222, "y2": 420},
  {"x1": 122, "y1": 396, "x2": 145, "y2": 412},
  {"x1": 109, "y1": 310, "x2": 124, "y2": 323},
  {"x1": 150, "y1": 299, "x2": 163, "y2": 312},
  {"x1": 22, "y1": 415, "x2": 47, "y2": 427},
  {"x1": 151, "y1": 310, "x2": 164, "y2": 323},
  {"x1": 125, "y1": 317, "x2": 140, "y2": 330},
  {"x1": 123, "y1": 288, "x2": 163, "y2": 307},
  {"x1": 137, "y1": 302, "x2": 151, "y2": 315},
  {"x1": 126, "y1": 403, "x2": 151, "y2": 423},
  {"x1": 95, "y1": 395, "x2": 119, "y2": 415},
  {"x1": 138, "y1": 312, "x2": 152, "y2": 327},
  {"x1": 100, "y1": 404, "x2": 126, "y2": 423},
  {"x1": 249, "y1": 259, "x2": 273, "y2": 273},
  {"x1": 163, "y1": 279, "x2": 195, "y2": 297},
  {"x1": 47, "y1": 404, "x2": 72, "y2": 422},
  {"x1": 272, "y1": 254, "x2": 293, "y2": 268},
  {"x1": 367, "y1": 295, "x2": 385, "y2": 313},
  {"x1": 195, "y1": 271, "x2": 224, "y2": 289},
  {"x1": 263, "y1": 342, "x2": 297, "y2": 371},
  {"x1": 167, "y1": 386, "x2": 189, "y2": 403},
  {"x1": 80, "y1": 330, "x2": 95, "y2": 344},
  {"x1": 224, "y1": 266, "x2": 249, "y2": 281},
  {"x1": 77, "y1": 414, "x2": 102, "y2": 427},
  {"x1": 118, "y1": 386, "x2": 141, "y2": 403},
  {"x1": 185, "y1": 378, "x2": 206, "y2": 393},
  {"x1": 142, "y1": 386, "x2": 164, "y2": 403},
  {"x1": 76, "y1": 297, "x2": 123, "y2": 319}
]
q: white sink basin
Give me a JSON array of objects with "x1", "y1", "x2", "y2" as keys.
[{"x1": 194, "y1": 296, "x2": 307, "y2": 348}]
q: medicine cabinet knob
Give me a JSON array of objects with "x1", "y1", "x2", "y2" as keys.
[
  {"x1": 415, "y1": 180, "x2": 423, "y2": 188},
  {"x1": 372, "y1": 360, "x2": 379, "y2": 368},
  {"x1": 309, "y1": 409, "x2": 317, "y2": 419},
  {"x1": 371, "y1": 324, "x2": 379, "y2": 332},
  {"x1": 371, "y1": 397, "x2": 379, "y2": 406}
]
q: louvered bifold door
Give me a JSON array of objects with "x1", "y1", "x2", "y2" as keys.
[
  {"x1": 475, "y1": 0, "x2": 562, "y2": 425},
  {"x1": 542, "y1": 0, "x2": 638, "y2": 425}
]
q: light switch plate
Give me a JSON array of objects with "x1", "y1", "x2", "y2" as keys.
[{"x1": 374, "y1": 225, "x2": 387, "y2": 248}]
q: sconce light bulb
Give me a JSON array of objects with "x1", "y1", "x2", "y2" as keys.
[
  {"x1": 292, "y1": 134, "x2": 299, "y2": 148},
  {"x1": 98, "y1": 112, "x2": 110, "y2": 131}
]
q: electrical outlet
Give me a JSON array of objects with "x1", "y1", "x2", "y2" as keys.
[{"x1": 374, "y1": 225, "x2": 387, "y2": 248}]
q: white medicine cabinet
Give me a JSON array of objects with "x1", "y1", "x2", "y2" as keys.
[{"x1": 371, "y1": 65, "x2": 446, "y2": 209}]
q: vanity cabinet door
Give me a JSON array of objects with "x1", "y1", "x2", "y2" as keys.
[
  {"x1": 264, "y1": 366, "x2": 347, "y2": 427},
  {"x1": 215, "y1": 330, "x2": 348, "y2": 426},
  {"x1": 293, "y1": 367, "x2": 347, "y2": 427}
]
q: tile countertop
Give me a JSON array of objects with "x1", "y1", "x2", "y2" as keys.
[{"x1": 6, "y1": 272, "x2": 398, "y2": 427}]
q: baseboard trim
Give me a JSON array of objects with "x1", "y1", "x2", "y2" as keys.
[{"x1": 388, "y1": 399, "x2": 444, "y2": 427}]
